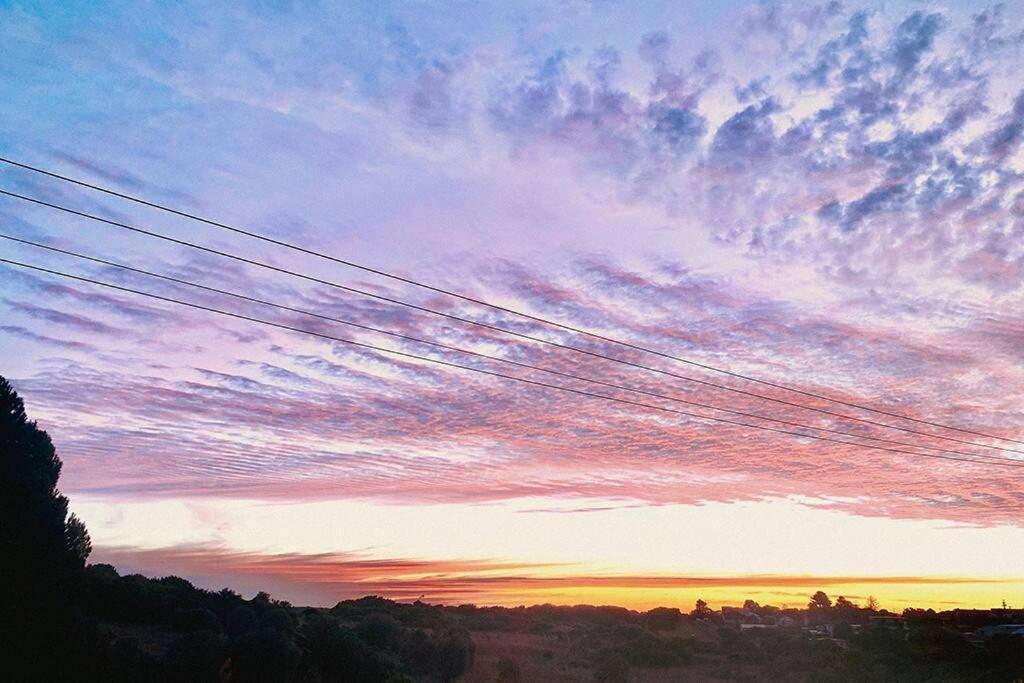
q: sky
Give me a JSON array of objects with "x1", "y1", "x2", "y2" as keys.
[{"x1": 1, "y1": 0, "x2": 1024, "y2": 611}]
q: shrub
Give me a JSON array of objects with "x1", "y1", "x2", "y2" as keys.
[
  {"x1": 496, "y1": 657, "x2": 522, "y2": 682},
  {"x1": 593, "y1": 654, "x2": 631, "y2": 683},
  {"x1": 177, "y1": 608, "x2": 222, "y2": 633},
  {"x1": 434, "y1": 628, "x2": 475, "y2": 681},
  {"x1": 644, "y1": 607, "x2": 683, "y2": 631},
  {"x1": 300, "y1": 615, "x2": 395, "y2": 682},
  {"x1": 229, "y1": 626, "x2": 301, "y2": 683},
  {"x1": 166, "y1": 631, "x2": 226, "y2": 682},
  {"x1": 356, "y1": 613, "x2": 403, "y2": 650}
]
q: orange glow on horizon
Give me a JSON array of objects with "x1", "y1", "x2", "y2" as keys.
[{"x1": 91, "y1": 543, "x2": 1024, "y2": 613}]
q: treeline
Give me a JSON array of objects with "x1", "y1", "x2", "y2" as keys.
[
  {"x1": 28, "y1": 565, "x2": 1024, "y2": 683},
  {"x1": 63, "y1": 571, "x2": 1024, "y2": 682},
  {"x1": 74, "y1": 568, "x2": 696, "y2": 681},
  {"x1": 76, "y1": 565, "x2": 475, "y2": 681}
]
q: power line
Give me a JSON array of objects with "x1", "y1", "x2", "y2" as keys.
[
  {"x1": 2, "y1": 154, "x2": 1020, "y2": 447},
  {"x1": 3, "y1": 187, "x2": 1023, "y2": 457},
  {"x1": 2, "y1": 255, "x2": 1021, "y2": 471},
  {"x1": 6, "y1": 231, "x2": 1017, "y2": 466}
]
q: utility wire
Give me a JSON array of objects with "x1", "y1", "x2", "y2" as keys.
[
  {"x1": 2, "y1": 255, "x2": 1021, "y2": 470},
  {"x1": 5, "y1": 231, "x2": 1017, "y2": 466},
  {"x1": 3, "y1": 187, "x2": 1023, "y2": 457},
  {"x1": 2, "y1": 154, "x2": 1020, "y2": 447}
]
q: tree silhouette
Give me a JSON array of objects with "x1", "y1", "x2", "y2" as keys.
[
  {"x1": 0, "y1": 376, "x2": 91, "y2": 568},
  {"x1": 691, "y1": 599, "x2": 713, "y2": 619},
  {"x1": 808, "y1": 591, "x2": 832, "y2": 611},
  {"x1": 0, "y1": 375, "x2": 92, "y2": 677}
]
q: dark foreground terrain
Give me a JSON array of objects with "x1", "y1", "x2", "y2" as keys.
[{"x1": 45, "y1": 565, "x2": 1024, "y2": 682}]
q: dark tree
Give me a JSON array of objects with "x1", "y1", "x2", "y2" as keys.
[
  {"x1": 434, "y1": 628, "x2": 476, "y2": 681},
  {"x1": 0, "y1": 375, "x2": 93, "y2": 677},
  {"x1": 808, "y1": 591, "x2": 832, "y2": 611},
  {"x1": 0, "y1": 376, "x2": 91, "y2": 568},
  {"x1": 230, "y1": 626, "x2": 302, "y2": 682},
  {"x1": 355, "y1": 612, "x2": 402, "y2": 649},
  {"x1": 691, "y1": 599, "x2": 713, "y2": 619},
  {"x1": 834, "y1": 596, "x2": 855, "y2": 610},
  {"x1": 66, "y1": 512, "x2": 93, "y2": 564}
]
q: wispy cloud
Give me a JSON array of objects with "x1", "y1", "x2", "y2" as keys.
[{"x1": 2, "y1": 0, "x2": 1024, "y2": 605}]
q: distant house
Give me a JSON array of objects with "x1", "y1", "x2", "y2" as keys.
[
  {"x1": 978, "y1": 624, "x2": 1024, "y2": 639},
  {"x1": 989, "y1": 608, "x2": 1024, "y2": 621}
]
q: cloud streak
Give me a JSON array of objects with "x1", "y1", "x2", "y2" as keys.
[
  {"x1": 92, "y1": 543, "x2": 1018, "y2": 607},
  {"x1": 2, "y1": 0, "x2": 1024, "y2": 606}
]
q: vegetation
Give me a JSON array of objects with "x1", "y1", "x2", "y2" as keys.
[
  {"x1": 1, "y1": 376, "x2": 94, "y2": 679},
  {"x1": 3, "y1": 374, "x2": 1024, "y2": 681}
]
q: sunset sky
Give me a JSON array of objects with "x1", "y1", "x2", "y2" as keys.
[{"x1": 2, "y1": 0, "x2": 1024, "y2": 612}]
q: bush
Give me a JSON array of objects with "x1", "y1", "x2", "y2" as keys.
[
  {"x1": 621, "y1": 631, "x2": 690, "y2": 668},
  {"x1": 356, "y1": 613, "x2": 403, "y2": 649},
  {"x1": 166, "y1": 631, "x2": 226, "y2": 682},
  {"x1": 177, "y1": 607, "x2": 222, "y2": 633},
  {"x1": 226, "y1": 605, "x2": 257, "y2": 636},
  {"x1": 906, "y1": 625, "x2": 969, "y2": 662},
  {"x1": 644, "y1": 607, "x2": 683, "y2": 631},
  {"x1": 300, "y1": 615, "x2": 395, "y2": 682},
  {"x1": 496, "y1": 657, "x2": 522, "y2": 682},
  {"x1": 263, "y1": 607, "x2": 296, "y2": 634},
  {"x1": 593, "y1": 654, "x2": 631, "y2": 683},
  {"x1": 229, "y1": 626, "x2": 301, "y2": 683},
  {"x1": 434, "y1": 628, "x2": 475, "y2": 681}
]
